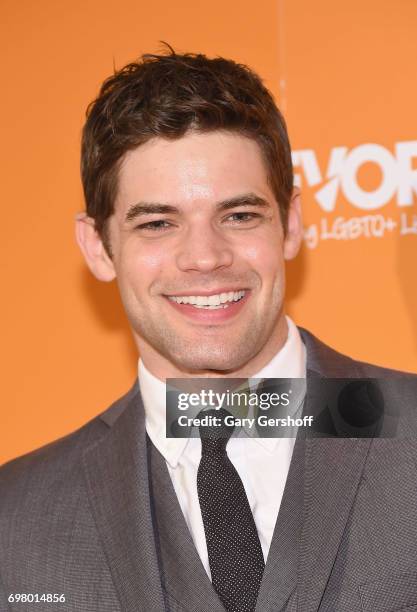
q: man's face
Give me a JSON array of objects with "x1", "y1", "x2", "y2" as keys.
[{"x1": 81, "y1": 131, "x2": 302, "y2": 379}]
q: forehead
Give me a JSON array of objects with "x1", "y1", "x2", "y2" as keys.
[{"x1": 115, "y1": 130, "x2": 274, "y2": 212}]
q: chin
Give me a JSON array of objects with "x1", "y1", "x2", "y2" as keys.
[
  {"x1": 169, "y1": 346, "x2": 252, "y2": 375},
  {"x1": 137, "y1": 323, "x2": 267, "y2": 375}
]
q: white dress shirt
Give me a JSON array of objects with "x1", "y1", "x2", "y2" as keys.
[{"x1": 138, "y1": 315, "x2": 306, "y2": 578}]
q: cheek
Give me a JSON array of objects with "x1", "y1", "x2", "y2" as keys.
[
  {"x1": 117, "y1": 244, "x2": 168, "y2": 293},
  {"x1": 121, "y1": 239, "x2": 169, "y2": 269},
  {"x1": 240, "y1": 240, "x2": 284, "y2": 276},
  {"x1": 135, "y1": 250, "x2": 166, "y2": 270}
]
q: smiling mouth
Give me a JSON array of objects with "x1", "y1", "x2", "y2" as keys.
[{"x1": 166, "y1": 290, "x2": 246, "y2": 309}]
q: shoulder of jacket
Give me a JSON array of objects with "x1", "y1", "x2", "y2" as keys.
[
  {"x1": 298, "y1": 326, "x2": 417, "y2": 379},
  {"x1": 0, "y1": 382, "x2": 139, "y2": 497}
]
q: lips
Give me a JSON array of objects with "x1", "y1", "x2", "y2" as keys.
[{"x1": 165, "y1": 290, "x2": 251, "y2": 323}]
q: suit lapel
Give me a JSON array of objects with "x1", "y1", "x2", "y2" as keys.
[
  {"x1": 296, "y1": 329, "x2": 373, "y2": 611},
  {"x1": 82, "y1": 389, "x2": 166, "y2": 612},
  {"x1": 255, "y1": 436, "x2": 305, "y2": 612},
  {"x1": 297, "y1": 435, "x2": 372, "y2": 612}
]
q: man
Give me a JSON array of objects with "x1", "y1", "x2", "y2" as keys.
[{"x1": 0, "y1": 49, "x2": 416, "y2": 612}]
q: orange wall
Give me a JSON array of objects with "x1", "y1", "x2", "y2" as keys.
[{"x1": 1, "y1": 0, "x2": 416, "y2": 465}]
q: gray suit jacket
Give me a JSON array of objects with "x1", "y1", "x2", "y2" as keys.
[{"x1": 1, "y1": 328, "x2": 417, "y2": 612}]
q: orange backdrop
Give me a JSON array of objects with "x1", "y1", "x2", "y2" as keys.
[{"x1": 1, "y1": 0, "x2": 416, "y2": 465}]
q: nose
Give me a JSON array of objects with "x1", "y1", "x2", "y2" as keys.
[{"x1": 175, "y1": 223, "x2": 233, "y2": 273}]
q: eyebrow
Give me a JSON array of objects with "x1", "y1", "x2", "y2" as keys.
[{"x1": 124, "y1": 193, "x2": 270, "y2": 223}]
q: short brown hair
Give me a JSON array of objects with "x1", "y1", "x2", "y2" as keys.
[{"x1": 81, "y1": 46, "x2": 293, "y2": 253}]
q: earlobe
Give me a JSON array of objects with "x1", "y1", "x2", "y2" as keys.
[
  {"x1": 283, "y1": 188, "x2": 303, "y2": 261},
  {"x1": 75, "y1": 213, "x2": 116, "y2": 282}
]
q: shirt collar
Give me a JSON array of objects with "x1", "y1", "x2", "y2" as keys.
[{"x1": 139, "y1": 315, "x2": 306, "y2": 467}]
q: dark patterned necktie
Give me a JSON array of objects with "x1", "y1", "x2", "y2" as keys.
[{"x1": 197, "y1": 408, "x2": 265, "y2": 612}]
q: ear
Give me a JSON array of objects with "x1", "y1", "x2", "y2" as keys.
[
  {"x1": 283, "y1": 187, "x2": 303, "y2": 261},
  {"x1": 75, "y1": 213, "x2": 116, "y2": 282}
]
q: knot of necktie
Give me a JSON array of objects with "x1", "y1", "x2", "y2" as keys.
[{"x1": 198, "y1": 408, "x2": 235, "y2": 455}]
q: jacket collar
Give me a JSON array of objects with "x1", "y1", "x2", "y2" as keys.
[{"x1": 83, "y1": 386, "x2": 166, "y2": 612}]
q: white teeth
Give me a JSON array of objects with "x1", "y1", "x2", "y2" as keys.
[
  {"x1": 193, "y1": 303, "x2": 230, "y2": 309},
  {"x1": 168, "y1": 290, "x2": 246, "y2": 307},
  {"x1": 208, "y1": 294, "x2": 221, "y2": 306}
]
